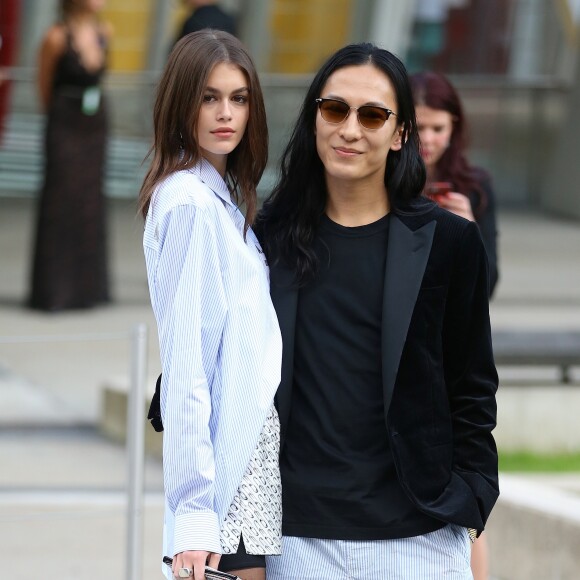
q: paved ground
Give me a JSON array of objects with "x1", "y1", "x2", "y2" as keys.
[{"x1": 1, "y1": 197, "x2": 580, "y2": 579}]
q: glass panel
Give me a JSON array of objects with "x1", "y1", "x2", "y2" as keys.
[
  {"x1": 268, "y1": 0, "x2": 354, "y2": 73},
  {"x1": 405, "y1": 0, "x2": 569, "y2": 78}
]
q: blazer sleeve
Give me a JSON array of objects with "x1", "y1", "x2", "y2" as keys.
[
  {"x1": 443, "y1": 220, "x2": 499, "y2": 528},
  {"x1": 155, "y1": 203, "x2": 227, "y2": 555}
]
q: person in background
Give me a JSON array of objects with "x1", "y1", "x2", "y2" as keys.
[
  {"x1": 410, "y1": 70, "x2": 499, "y2": 297},
  {"x1": 411, "y1": 70, "x2": 499, "y2": 578},
  {"x1": 177, "y1": 0, "x2": 237, "y2": 41},
  {"x1": 29, "y1": 0, "x2": 111, "y2": 311},
  {"x1": 139, "y1": 30, "x2": 282, "y2": 580},
  {"x1": 257, "y1": 41, "x2": 499, "y2": 579}
]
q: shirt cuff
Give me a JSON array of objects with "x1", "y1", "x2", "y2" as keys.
[{"x1": 173, "y1": 510, "x2": 222, "y2": 555}]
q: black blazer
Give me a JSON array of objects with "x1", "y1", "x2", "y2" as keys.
[{"x1": 262, "y1": 202, "x2": 499, "y2": 533}]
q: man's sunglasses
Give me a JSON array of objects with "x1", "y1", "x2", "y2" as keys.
[{"x1": 315, "y1": 98, "x2": 397, "y2": 130}]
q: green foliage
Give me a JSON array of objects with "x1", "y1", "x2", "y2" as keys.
[{"x1": 499, "y1": 451, "x2": 580, "y2": 472}]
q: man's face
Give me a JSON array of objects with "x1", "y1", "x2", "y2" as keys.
[{"x1": 315, "y1": 64, "x2": 402, "y2": 190}]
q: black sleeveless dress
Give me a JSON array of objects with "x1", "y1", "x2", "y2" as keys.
[{"x1": 29, "y1": 28, "x2": 110, "y2": 311}]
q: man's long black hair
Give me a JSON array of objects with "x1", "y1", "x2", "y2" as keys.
[{"x1": 257, "y1": 42, "x2": 426, "y2": 284}]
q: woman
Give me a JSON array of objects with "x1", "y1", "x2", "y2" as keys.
[
  {"x1": 29, "y1": 0, "x2": 111, "y2": 311},
  {"x1": 139, "y1": 31, "x2": 282, "y2": 580},
  {"x1": 410, "y1": 71, "x2": 499, "y2": 297},
  {"x1": 257, "y1": 43, "x2": 498, "y2": 579}
]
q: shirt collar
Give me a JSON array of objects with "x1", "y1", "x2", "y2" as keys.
[{"x1": 191, "y1": 158, "x2": 235, "y2": 208}]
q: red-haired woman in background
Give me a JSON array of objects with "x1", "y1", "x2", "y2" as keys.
[{"x1": 410, "y1": 71, "x2": 499, "y2": 298}]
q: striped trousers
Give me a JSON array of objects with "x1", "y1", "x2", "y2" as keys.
[{"x1": 266, "y1": 525, "x2": 473, "y2": 580}]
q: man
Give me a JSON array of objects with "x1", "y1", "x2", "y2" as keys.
[{"x1": 258, "y1": 42, "x2": 499, "y2": 579}]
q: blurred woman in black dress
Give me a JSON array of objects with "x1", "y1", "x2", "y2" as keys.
[{"x1": 29, "y1": 0, "x2": 111, "y2": 311}]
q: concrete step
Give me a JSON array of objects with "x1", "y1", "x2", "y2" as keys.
[
  {"x1": 99, "y1": 376, "x2": 162, "y2": 458},
  {"x1": 488, "y1": 474, "x2": 580, "y2": 580}
]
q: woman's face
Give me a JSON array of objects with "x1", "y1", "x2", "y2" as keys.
[
  {"x1": 415, "y1": 104, "x2": 454, "y2": 170},
  {"x1": 315, "y1": 64, "x2": 402, "y2": 189},
  {"x1": 196, "y1": 62, "x2": 250, "y2": 176}
]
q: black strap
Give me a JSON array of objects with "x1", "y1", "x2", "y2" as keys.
[{"x1": 147, "y1": 373, "x2": 164, "y2": 432}]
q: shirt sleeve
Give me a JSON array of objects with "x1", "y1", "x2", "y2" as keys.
[{"x1": 154, "y1": 202, "x2": 227, "y2": 555}]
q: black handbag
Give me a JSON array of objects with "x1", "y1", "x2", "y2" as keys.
[{"x1": 147, "y1": 373, "x2": 164, "y2": 432}]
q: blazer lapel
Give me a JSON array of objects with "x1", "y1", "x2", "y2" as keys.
[
  {"x1": 382, "y1": 215, "x2": 436, "y2": 415},
  {"x1": 269, "y1": 264, "x2": 298, "y2": 434}
]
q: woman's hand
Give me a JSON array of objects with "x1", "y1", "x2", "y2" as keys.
[
  {"x1": 173, "y1": 550, "x2": 221, "y2": 580},
  {"x1": 437, "y1": 191, "x2": 475, "y2": 221}
]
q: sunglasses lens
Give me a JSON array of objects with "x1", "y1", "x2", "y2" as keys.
[
  {"x1": 318, "y1": 99, "x2": 392, "y2": 129},
  {"x1": 358, "y1": 106, "x2": 389, "y2": 129},
  {"x1": 319, "y1": 100, "x2": 349, "y2": 123}
]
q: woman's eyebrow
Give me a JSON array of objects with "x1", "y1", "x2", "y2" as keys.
[{"x1": 205, "y1": 86, "x2": 250, "y2": 94}]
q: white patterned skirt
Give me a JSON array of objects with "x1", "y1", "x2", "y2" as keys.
[{"x1": 220, "y1": 404, "x2": 282, "y2": 555}]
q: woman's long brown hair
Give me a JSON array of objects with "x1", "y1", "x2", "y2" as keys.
[{"x1": 138, "y1": 30, "x2": 268, "y2": 232}]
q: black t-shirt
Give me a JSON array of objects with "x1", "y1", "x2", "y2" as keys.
[{"x1": 280, "y1": 213, "x2": 442, "y2": 540}]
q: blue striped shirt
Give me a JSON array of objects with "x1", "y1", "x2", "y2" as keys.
[{"x1": 143, "y1": 159, "x2": 282, "y2": 562}]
